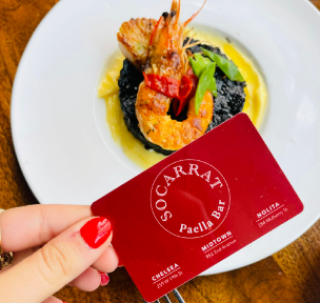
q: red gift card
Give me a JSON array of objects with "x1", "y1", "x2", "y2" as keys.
[{"x1": 91, "y1": 113, "x2": 303, "y2": 302}]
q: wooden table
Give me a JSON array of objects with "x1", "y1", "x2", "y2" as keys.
[{"x1": 1, "y1": 1, "x2": 320, "y2": 302}]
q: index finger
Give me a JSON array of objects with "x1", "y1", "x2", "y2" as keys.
[{"x1": 0, "y1": 204, "x2": 91, "y2": 251}]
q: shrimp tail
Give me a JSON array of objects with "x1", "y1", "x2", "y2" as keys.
[{"x1": 182, "y1": 0, "x2": 207, "y2": 28}]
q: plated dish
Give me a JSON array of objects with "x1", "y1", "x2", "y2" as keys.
[
  {"x1": 11, "y1": 0, "x2": 320, "y2": 275},
  {"x1": 99, "y1": 0, "x2": 267, "y2": 168}
]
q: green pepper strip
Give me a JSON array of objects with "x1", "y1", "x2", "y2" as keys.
[
  {"x1": 195, "y1": 62, "x2": 217, "y2": 115},
  {"x1": 201, "y1": 48, "x2": 244, "y2": 82},
  {"x1": 189, "y1": 53, "x2": 211, "y2": 78}
]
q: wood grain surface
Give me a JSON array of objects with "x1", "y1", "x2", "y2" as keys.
[{"x1": 1, "y1": 1, "x2": 320, "y2": 302}]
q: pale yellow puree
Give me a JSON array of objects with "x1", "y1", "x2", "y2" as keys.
[{"x1": 98, "y1": 31, "x2": 268, "y2": 169}]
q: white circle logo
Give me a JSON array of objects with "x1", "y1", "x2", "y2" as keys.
[{"x1": 150, "y1": 159, "x2": 231, "y2": 239}]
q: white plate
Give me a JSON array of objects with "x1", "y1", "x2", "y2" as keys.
[{"x1": 11, "y1": 0, "x2": 320, "y2": 275}]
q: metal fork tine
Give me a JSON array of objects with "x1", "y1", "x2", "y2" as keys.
[
  {"x1": 142, "y1": 289, "x2": 185, "y2": 303},
  {"x1": 173, "y1": 289, "x2": 186, "y2": 303},
  {"x1": 164, "y1": 294, "x2": 173, "y2": 303}
]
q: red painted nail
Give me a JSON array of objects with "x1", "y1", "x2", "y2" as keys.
[
  {"x1": 99, "y1": 271, "x2": 110, "y2": 286},
  {"x1": 80, "y1": 217, "x2": 112, "y2": 249}
]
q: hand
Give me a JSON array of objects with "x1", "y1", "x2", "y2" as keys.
[{"x1": 0, "y1": 204, "x2": 119, "y2": 303}]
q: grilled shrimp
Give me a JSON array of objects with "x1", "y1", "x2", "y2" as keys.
[
  {"x1": 117, "y1": 18, "x2": 156, "y2": 69},
  {"x1": 135, "y1": 0, "x2": 213, "y2": 151}
]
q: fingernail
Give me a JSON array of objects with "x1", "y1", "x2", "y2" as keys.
[
  {"x1": 80, "y1": 217, "x2": 112, "y2": 249},
  {"x1": 99, "y1": 271, "x2": 110, "y2": 286}
]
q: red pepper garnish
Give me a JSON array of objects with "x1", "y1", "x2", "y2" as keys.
[
  {"x1": 143, "y1": 72, "x2": 180, "y2": 99},
  {"x1": 143, "y1": 69, "x2": 199, "y2": 117},
  {"x1": 179, "y1": 76, "x2": 194, "y2": 100},
  {"x1": 172, "y1": 69, "x2": 199, "y2": 116}
]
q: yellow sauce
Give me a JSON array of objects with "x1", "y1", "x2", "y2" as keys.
[{"x1": 98, "y1": 31, "x2": 267, "y2": 169}]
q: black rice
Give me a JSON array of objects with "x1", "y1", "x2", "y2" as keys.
[{"x1": 118, "y1": 39, "x2": 246, "y2": 155}]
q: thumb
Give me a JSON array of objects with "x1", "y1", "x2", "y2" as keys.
[{"x1": 0, "y1": 217, "x2": 112, "y2": 303}]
